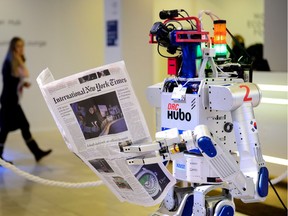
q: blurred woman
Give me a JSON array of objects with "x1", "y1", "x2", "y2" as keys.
[{"x1": 0, "y1": 37, "x2": 52, "y2": 164}]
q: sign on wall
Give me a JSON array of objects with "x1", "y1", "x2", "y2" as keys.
[{"x1": 104, "y1": 0, "x2": 122, "y2": 63}]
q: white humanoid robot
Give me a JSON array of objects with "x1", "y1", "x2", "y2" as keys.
[{"x1": 123, "y1": 9, "x2": 269, "y2": 216}]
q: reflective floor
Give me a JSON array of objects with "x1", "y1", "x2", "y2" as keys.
[{"x1": 0, "y1": 130, "x2": 283, "y2": 216}]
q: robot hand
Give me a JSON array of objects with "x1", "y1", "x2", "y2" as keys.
[{"x1": 122, "y1": 128, "x2": 195, "y2": 165}]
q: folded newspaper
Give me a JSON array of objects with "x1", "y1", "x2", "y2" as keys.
[{"x1": 37, "y1": 61, "x2": 176, "y2": 206}]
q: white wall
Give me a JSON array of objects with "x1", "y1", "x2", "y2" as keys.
[
  {"x1": 121, "y1": 0, "x2": 155, "y2": 136},
  {"x1": 264, "y1": 0, "x2": 287, "y2": 71},
  {"x1": 253, "y1": 72, "x2": 287, "y2": 177},
  {"x1": 0, "y1": 0, "x2": 105, "y2": 131}
]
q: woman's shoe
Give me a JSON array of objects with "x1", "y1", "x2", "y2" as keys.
[
  {"x1": 25, "y1": 138, "x2": 52, "y2": 162},
  {"x1": 35, "y1": 149, "x2": 52, "y2": 162}
]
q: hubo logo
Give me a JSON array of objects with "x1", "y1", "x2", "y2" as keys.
[
  {"x1": 167, "y1": 103, "x2": 191, "y2": 121},
  {"x1": 176, "y1": 163, "x2": 185, "y2": 170}
]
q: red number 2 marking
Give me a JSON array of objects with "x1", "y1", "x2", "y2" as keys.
[{"x1": 239, "y1": 85, "x2": 252, "y2": 101}]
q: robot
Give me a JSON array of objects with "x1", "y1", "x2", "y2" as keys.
[{"x1": 123, "y1": 9, "x2": 269, "y2": 215}]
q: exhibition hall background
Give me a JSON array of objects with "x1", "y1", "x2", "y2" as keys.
[{"x1": 0, "y1": 0, "x2": 287, "y2": 177}]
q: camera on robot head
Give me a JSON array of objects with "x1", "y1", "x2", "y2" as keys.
[{"x1": 149, "y1": 9, "x2": 253, "y2": 82}]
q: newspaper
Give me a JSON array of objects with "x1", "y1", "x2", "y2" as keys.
[{"x1": 37, "y1": 61, "x2": 176, "y2": 206}]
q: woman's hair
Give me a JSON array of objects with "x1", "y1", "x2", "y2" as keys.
[
  {"x1": 6, "y1": 37, "x2": 25, "y2": 60},
  {"x1": 6, "y1": 37, "x2": 25, "y2": 76}
]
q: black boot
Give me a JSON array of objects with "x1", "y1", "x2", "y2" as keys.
[
  {"x1": 25, "y1": 139, "x2": 52, "y2": 162},
  {"x1": 0, "y1": 144, "x2": 13, "y2": 165}
]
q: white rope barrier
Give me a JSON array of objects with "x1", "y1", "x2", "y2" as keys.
[
  {"x1": 1, "y1": 156, "x2": 286, "y2": 189},
  {"x1": 0, "y1": 158, "x2": 103, "y2": 188},
  {"x1": 270, "y1": 171, "x2": 288, "y2": 185}
]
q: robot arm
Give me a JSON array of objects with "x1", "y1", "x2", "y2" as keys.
[
  {"x1": 208, "y1": 82, "x2": 269, "y2": 202},
  {"x1": 193, "y1": 124, "x2": 255, "y2": 200}
]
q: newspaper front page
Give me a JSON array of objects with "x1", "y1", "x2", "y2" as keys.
[{"x1": 37, "y1": 61, "x2": 176, "y2": 206}]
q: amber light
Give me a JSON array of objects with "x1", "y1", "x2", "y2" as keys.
[
  {"x1": 213, "y1": 20, "x2": 227, "y2": 57},
  {"x1": 214, "y1": 20, "x2": 226, "y2": 44}
]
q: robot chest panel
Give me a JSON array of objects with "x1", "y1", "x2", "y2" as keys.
[
  {"x1": 161, "y1": 92, "x2": 237, "y2": 152},
  {"x1": 161, "y1": 93, "x2": 200, "y2": 131}
]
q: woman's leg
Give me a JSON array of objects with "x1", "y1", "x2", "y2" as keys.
[
  {"x1": 21, "y1": 123, "x2": 52, "y2": 162},
  {"x1": 16, "y1": 105, "x2": 52, "y2": 162}
]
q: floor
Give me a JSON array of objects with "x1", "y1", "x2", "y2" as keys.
[{"x1": 0, "y1": 130, "x2": 286, "y2": 216}]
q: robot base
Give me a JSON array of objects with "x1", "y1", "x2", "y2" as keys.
[{"x1": 151, "y1": 185, "x2": 234, "y2": 216}]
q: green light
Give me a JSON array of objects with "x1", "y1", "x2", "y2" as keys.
[
  {"x1": 214, "y1": 44, "x2": 227, "y2": 57},
  {"x1": 196, "y1": 44, "x2": 202, "y2": 58}
]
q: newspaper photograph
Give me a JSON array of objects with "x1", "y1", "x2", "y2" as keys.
[{"x1": 37, "y1": 61, "x2": 176, "y2": 206}]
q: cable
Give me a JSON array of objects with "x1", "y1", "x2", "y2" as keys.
[
  {"x1": 198, "y1": 10, "x2": 220, "y2": 22},
  {"x1": 268, "y1": 179, "x2": 288, "y2": 212},
  {"x1": 179, "y1": 9, "x2": 196, "y2": 29},
  {"x1": 226, "y1": 28, "x2": 251, "y2": 63},
  {"x1": 157, "y1": 44, "x2": 181, "y2": 59},
  {"x1": 0, "y1": 158, "x2": 103, "y2": 188}
]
